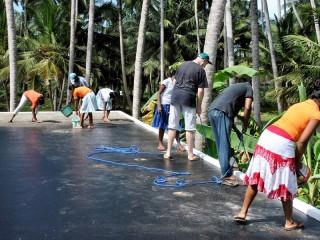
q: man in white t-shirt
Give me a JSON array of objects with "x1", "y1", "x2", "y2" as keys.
[{"x1": 96, "y1": 87, "x2": 115, "y2": 122}]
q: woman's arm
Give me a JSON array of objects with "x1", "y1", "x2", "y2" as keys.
[{"x1": 296, "y1": 119, "x2": 320, "y2": 164}]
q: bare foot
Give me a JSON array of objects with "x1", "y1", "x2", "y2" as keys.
[
  {"x1": 103, "y1": 118, "x2": 110, "y2": 123},
  {"x1": 284, "y1": 221, "x2": 304, "y2": 231},
  {"x1": 87, "y1": 125, "x2": 94, "y2": 129},
  {"x1": 188, "y1": 155, "x2": 199, "y2": 161},
  {"x1": 32, "y1": 119, "x2": 38, "y2": 122},
  {"x1": 74, "y1": 125, "x2": 83, "y2": 129},
  {"x1": 8, "y1": 120, "x2": 13, "y2": 123}
]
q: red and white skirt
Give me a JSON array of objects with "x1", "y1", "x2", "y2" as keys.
[{"x1": 244, "y1": 125, "x2": 298, "y2": 201}]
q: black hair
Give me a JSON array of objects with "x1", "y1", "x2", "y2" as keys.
[
  {"x1": 38, "y1": 95, "x2": 45, "y2": 105},
  {"x1": 109, "y1": 92, "x2": 116, "y2": 99}
]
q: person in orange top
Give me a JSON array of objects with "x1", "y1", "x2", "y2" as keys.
[
  {"x1": 234, "y1": 79, "x2": 320, "y2": 230},
  {"x1": 70, "y1": 85, "x2": 97, "y2": 128},
  {"x1": 9, "y1": 90, "x2": 45, "y2": 123}
]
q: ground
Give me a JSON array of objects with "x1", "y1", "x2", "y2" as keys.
[{"x1": 0, "y1": 111, "x2": 319, "y2": 240}]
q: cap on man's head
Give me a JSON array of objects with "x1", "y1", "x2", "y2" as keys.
[
  {"x1": 198, "y1": 52, "x2": 212, "y2": 64},
  {"x1": 69, "y1": 72, "x2": 77, "y2": 80}
]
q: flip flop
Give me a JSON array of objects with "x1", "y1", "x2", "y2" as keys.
[
  {"x1": 163, "y1": 154, "x2": 173, "y2": 160},
  {"x1": 188, "y1": 156, "x2": 199, "y2": 161},
  {"x1": 234, "y1": 216, "x2": 247, "y2": 225},
  {"x1": 222, "y1": 179, "x2": 239, "y2": 187},
  {"x1": 284, "y1": 222, "x2": 304, "y2": 231}
]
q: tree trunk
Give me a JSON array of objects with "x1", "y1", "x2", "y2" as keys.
[
  {"x1": 284, "y1": 0, "x2": 287, "y2": 17},
  {"x1": 118, "y1": 0, "x2": 132, "y2": 110},
  {"x1": 292, "y1": 2, "x2": 304, "y2": 30},
  {"x1": 5, "y1": 0, "x2": 17, "y2": 112},
  {"x1": 195, "y1": 0, "x2": 201, "y2": 54},
  {"x1": 160, "y1": 0, "x2": 164, "y2": 82},
  {"x1": 223, "y1": 16, "x2": 228, "y2": 68},
  {"x1": 67, "y1": 0, "x2": 77, "y2": 104},
  {"x1": 24, "y1": 0, "x2": 28, "y2": 36},
  {"x1": 250, "y1": 0, "x2": 261, "y2": 125},
  {"x1": 277, "y1": 0, "x2": 281, "y2": 19},
  {"x1": 263, "y1": 0, "x2": 283, "y2": 113},
  {"x1": 310, "y1": 0, "x2": 320, "y2": 43},
  {"x1": 132, "y1": 0, "x2": 150, "y2": 119},
  {"x1": 195, "y1": 0, "x2": 227, "y2": 151},
  {"x1": 225, "y1": 0, "x2": 234, "y2": 85},
  {"x1": 85, "y1": 0, "x2": 95, "y2": 83}
]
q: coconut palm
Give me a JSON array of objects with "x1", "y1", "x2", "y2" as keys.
[
  {"x1": 85, "y1": 0, "x2": 95, "y2": 83},
  {"x1": 5, "y1": 0, "x2": 17, "y2": 111},
  {"x1": 250, "y1": 0, "x2": 261, "y2": 125},
  {"x1": 225, "y1": 0, "x2": 234, "y2": 84},
  {"x1": 263, "y1": 0, "x2": 283, "y2": 113},
  {"x1": 67, "y1": 0, "x2": 77, "y2": 104},
  {"x1": 160, "y1": 0, "x2": 164, "y2": 82},
  {"x1": 310, "y1": 0, "x2": 320, "y2": 43},
  {"x1": 132, "y1": 0, "x2": 150, "y2": 119},
  {"x1": 202, "y1": 0, "x2": 227, "y2": 124},
  {"x1": 118, "y1": 0, "x2": 132, "y2": 109},
  {"x1": 195, "y1": 0, "x2": 201, "y2": 54}
]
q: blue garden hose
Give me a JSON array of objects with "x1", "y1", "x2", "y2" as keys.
[{"x1": 87, "y1": 145, "x2": 224, "y2": 188}]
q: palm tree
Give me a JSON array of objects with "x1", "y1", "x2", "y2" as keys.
[
  {"x1": 67, "y1": 0, "x2": 77, "y2": 104},
  {"x1": 5, "y1": 0, "x2": 17, "y2": 111},
  {"x1": 195, "y1": 0, "x2": 226, "y2": 150},
  {"x1": 250, "y1": 0, "x2": 261, "y2": 125},
  {"x1": 291, "y1": 1, "x2": 304, "y2": 30},
  {"x1": 160, "y1": 0, "x2": 164, "y2": 82},
  {"x1": 263, "y1": 0, "x2": 283, "y2": 113},
  {"x1": 202, "y1": 0, "x2": 227, "y2": 124},
  {"x1": 85, "y1": 0, "x2": 95, "y2": 83},
  {"x1": 277, "y1": 0, "x2": 282, "y2": 18},
  {"x1": 118, "y1": 0, "x2": 132, "y2": 109},
  {"x1": 195, "y1": 0, "x2": 201, "y2": 54},
  {"x1": 132, "y1": 0, "x2": 150, "y2": 119},
  {"x1": 310, "y1": 0, "x2": 320, "y2": 43},
  {"x1": 225, "y1": 0, "x2": 234, "y2": 84}
]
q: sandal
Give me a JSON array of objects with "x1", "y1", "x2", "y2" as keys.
[
  {"x1": 222, "y1": 179, "x2": 239, "y2": 187},
  {"x1": 188, "y1": 156, "x2": 199, "y2": 161},
  {"x1": 234, "y1": 216, "x2": 247, "y2": 225},
  {"x1": 284, "y1": 222, "x2": 304, "y2": 231},
  {"x1": 163, "y1": 154, "x2": 173, "y2": 160}
]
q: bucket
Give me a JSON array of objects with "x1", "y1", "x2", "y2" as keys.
[
  {"x1": 61, "y1": 105, "x2": 73, "y2": 117},
  {"x1": 71, "y1": 115, "x2": 81, "y2": 128}
]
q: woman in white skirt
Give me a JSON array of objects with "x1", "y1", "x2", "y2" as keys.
[
  {"x1": 234, "y1": 80, "x2": 320, "y2": 230},
  {"x1": 71, "y1": 86, "x2": 97, "y2": 128}
]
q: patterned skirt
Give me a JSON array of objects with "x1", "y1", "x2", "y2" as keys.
[{"x1": 244, "y1": 125, "x2": 298, "y2": 201}]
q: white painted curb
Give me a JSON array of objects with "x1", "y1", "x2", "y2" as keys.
[{"x1": 121, "y1": 112, "x2": 320, "y2": 222}]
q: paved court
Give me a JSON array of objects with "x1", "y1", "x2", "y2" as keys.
[{"x1": 0, "y1": 112, "x2": 319, "y2": 240}]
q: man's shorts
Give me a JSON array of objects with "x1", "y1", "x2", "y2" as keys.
[{"x1": 168, "y1": 104, "x2": 196, "y2": 131}]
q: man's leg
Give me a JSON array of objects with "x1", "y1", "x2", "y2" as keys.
[
  {"x1": 186, "y1": 130, "x2": 196, "y2": 160},
  {"x1": 211, "y1": 110, "x2": 232, "y2": 177},
  {"x1": 165, "y1": 104, "x2": 180, "y2": 159}
]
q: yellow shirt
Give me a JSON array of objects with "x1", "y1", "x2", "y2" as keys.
[
  {"x1": 274, "y1": 99, "x2": 320, "y2": 141},
  {"x1": 73, "y1": 86, "x2": 92, "y2": 99}
]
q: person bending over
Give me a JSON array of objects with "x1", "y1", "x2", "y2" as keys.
[
  {"x1": 234, "y1": 79, "x2": 320, "y2": 230},
  {"x1": 9, "y1": 90, "x2": 45, "y2": 123}
]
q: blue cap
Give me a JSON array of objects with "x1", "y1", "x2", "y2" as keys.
[
  {"x1": 198, "y1": 52, "x2": 212, "y2": 64},
  {"x1": 69, "y1": 72, "x2": 76, "y2": 80}
]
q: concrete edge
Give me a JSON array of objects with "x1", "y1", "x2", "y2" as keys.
[{"x1": 118, "y1": 111, "x2": 320, "y2": 222}]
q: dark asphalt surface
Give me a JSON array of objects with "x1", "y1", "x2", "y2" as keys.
[{"x1": 0, "y1": 117, "x2": 319, "y2": 240}]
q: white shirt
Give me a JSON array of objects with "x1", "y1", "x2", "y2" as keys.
[
  {"x1": 97, "y1": 88, "x2": 114, "y2": 102},
  {"x1": 161, "y1": 77, "x2": 175, "y2": 105}
]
